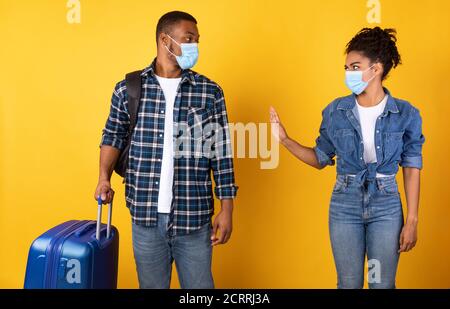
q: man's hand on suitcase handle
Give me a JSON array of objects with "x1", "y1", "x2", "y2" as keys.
[{"x1": 94, "y1": 179, "x2": 115, "y2": 204}]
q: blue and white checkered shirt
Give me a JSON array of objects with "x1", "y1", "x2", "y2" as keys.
[{"x1": 100, "y1": 58, "x2": 238, "y2": 235}]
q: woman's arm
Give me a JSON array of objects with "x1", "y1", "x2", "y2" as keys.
[
  {"x1": 398, "y1": 167, "x2": 421, "y2": 252},
  {"x1": 281, "y1": 138, "x2": 323, "y2": 170},
  {"x1": 398, "y1": 106, "x2": 425, "y2": 253},
  {"x1": 270, "y1": 106, "x2": 323, "y2": 170}
]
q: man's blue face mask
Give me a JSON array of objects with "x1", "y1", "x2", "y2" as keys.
[
  {"x1": 164, "y1": 34, "x2": 199, "y2": 70},
  {"x1": 345, "y1": 64, "x2": 376, "y2": 95}
]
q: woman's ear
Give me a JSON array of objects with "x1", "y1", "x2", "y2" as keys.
[{"x1": 374, "y1": 62, "x2": 384, "y2": 77}]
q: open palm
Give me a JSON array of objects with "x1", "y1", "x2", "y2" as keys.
[{"x1": 269, "y1": 106, "x2": 288, "y2": 142}]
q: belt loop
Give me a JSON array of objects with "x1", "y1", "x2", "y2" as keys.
[
  {"x1": 375, "y1": 177, "x2": 381, "y2": 190},
  {"x1": 344, "y1": 175, "x2": 348, "y2": 186}
]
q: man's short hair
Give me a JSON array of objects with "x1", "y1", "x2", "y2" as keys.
[{"x1": 156, "y1": 11, "x2": 197, "y2": 44}]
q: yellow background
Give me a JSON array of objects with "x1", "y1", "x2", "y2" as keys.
[{"x1": 1, "y1": 0, "x2": 449, "y2": 288}]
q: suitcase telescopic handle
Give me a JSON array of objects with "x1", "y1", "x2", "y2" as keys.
[{"x1": 96, "y1": 196, "x2": 113, "y2": 240}]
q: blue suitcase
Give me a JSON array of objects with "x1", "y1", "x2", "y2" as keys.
[{"x1": 24, "y1": 198, "x2": 119, "y2": 289}]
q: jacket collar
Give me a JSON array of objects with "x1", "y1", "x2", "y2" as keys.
[{"x1": 337, "y1": 87, "x2": 399, "y2": 115}]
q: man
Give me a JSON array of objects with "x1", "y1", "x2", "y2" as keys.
[{"x1": 94, "y1": 11, "x2": 238, "y2": 289}]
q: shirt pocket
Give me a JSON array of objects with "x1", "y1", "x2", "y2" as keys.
[
  {"x1": 187, "y1": 107, "x2": 214, "y2": 141},
  {"x1": 383, "y1": 131, "x2": 404, "y2": 160},
  {"x1": 333, "y1": 128, "x2": 356, "y2": 155}
]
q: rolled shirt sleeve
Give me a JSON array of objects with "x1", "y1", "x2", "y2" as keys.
[
  {"x1": 313, "y1": 105, "x2": 336, "y2": 168},
  {"x1": 99, "y1": 81, "x2": 130, "y2": 151},
  {"x1": 400, "y1": 106, "x2": 425, "y2": 169}
]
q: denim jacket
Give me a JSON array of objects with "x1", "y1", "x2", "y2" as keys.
[{"x1": 313, "y1": 88, "x2": 425, "y2": 195}]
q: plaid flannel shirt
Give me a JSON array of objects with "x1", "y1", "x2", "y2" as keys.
[{"x1": 99, "y1": 58, "x2": 238, "y2": 235}]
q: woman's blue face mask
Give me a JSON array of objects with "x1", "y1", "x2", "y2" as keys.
[
  {"x1": 345, "y1": 64, "x2": 376, "y2": 95},
  {"x1": 164, "y1": 34, "x2": 199, "y2": 70}
]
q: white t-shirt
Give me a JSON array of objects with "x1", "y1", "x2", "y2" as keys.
[
  {"x1": 356, "y1": 94, "x2": 393, "y2": 177},
  {"x1": 155, "y1": 74, "x2": 181, "y2": 213}
]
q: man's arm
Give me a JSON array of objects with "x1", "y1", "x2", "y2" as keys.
[
  {"x1": 211, "y1": 199, "x2": 234, "y2": 246},
  {"x1": 210, "y1": 86, "x2": 238, "y2": 246},
  {"x1": 94, "y1": 81, "x2": 130, "y2": 204},
  {"x1": 94, "y1": 146, "x2": 120, "y2": 204}
]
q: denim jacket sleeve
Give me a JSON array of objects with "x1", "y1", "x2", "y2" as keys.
[
  {"x1": 313, "y1": 104, "x2": 336, "y2": 168},
  {"x1": 399, "y1": 106, "x2": 425, "y2": 169}
]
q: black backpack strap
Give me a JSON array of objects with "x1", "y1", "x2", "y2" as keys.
[{"x1": 125, "y1": 70, "x2": 142, "y2": 134}]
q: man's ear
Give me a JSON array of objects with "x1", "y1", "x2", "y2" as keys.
[{"x1": 159, "y1": 33, "x2": 168, "y2": 47}]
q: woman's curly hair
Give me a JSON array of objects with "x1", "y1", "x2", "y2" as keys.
[{"x1": 346, "y1": 27, "x2": 402, "y2": 80}]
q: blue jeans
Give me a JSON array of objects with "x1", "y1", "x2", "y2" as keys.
[
  {"x1": 329, "y1": 174, "x2": 404, "y2": 289},
  {"x1": 131, "y1": 213, "x2": 214, "y2": 289}
]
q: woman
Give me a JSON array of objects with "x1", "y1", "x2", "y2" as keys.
[{"x1": 270, "y1": 27, "x2": 425, "y2": 289}]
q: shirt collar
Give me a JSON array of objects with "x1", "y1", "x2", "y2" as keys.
[
  {"x1": 337, "y1": 87, "x2": 399, "y2": 115},
  {"x1": 140, "y1": 57, "x2": 197, "y2": 86}
]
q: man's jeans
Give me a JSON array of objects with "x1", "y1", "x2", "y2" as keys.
[
  {"x1": 132, "y1": 213, "x2": 214, "y2": 289},
  {"x1": 329, "y1": 174, "x2": 404, "y2": 289}
]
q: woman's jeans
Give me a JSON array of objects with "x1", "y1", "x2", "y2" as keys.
[
  {"x1": 329, "y1": 174, "x2": 404, "y2": 289},
  {"x1": 132, "y1": 213, "x2": 214, "y2": 289}
]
